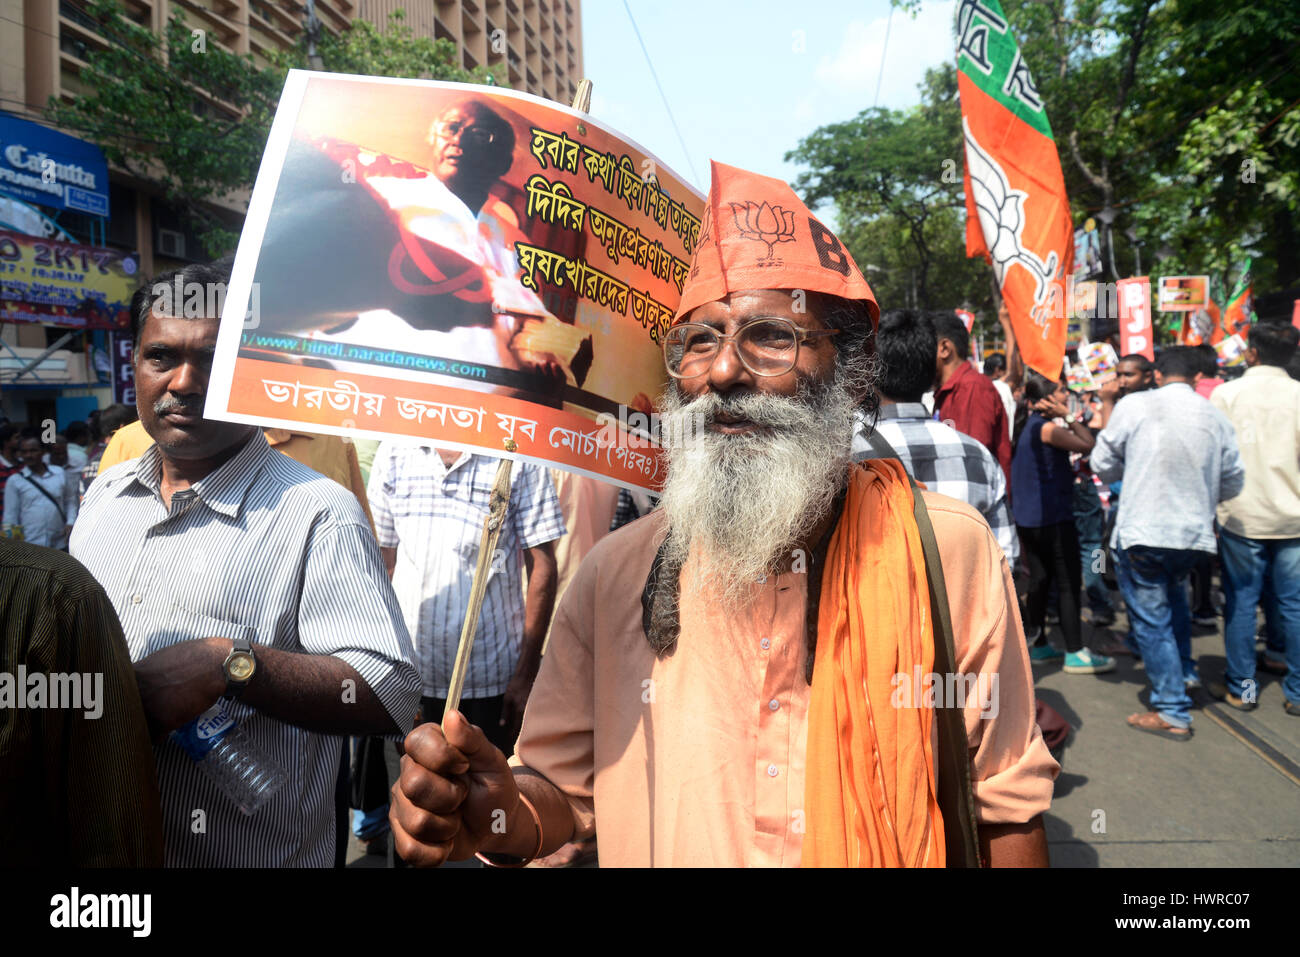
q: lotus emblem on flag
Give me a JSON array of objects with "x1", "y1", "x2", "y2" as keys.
[
  {"x1": 729, "y1": 201, "x2": 797, "y2": 262},
  {"x1": 963, "y1": 118, "x2": 1057, "y2": 309}
]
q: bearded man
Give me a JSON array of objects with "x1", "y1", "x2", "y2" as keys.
[{"x1": 389, "y1": 162, "x2": 1057, "y2": 867}]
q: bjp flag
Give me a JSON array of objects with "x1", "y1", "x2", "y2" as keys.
[
  {"x1": 957, "y1": 0, "x2": 1073, "y2": 380},
  {"x1": 1222, "y1": 259, "x2": 1255, "y2": 339},
  {"x1": 1180, "y1": 299, "x2": 1223, "y2": 347}
]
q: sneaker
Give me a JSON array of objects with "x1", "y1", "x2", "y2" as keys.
[
  {"x1": 1258, "y1": 655, "x2": 1288, "y2": 677},
  {"x1": 1089, "y1": 610, "x2": 1116, "y2": 627},
  {"x1": 1029, "y1": 643, "x2": 1065, "y2": 661},
  {"x1": 1064, "y1": 648, "x2": 1116, "y2": 674},
  {"x1": 1192, "y1": 613, "x2": 1217, "y2": 627},
  {"x1": 1284, "y1": 700, "x2": 1300, "y2": 717},
  {"x1": 1206, "y1": 682, "x2": 1257, "y2": 712},
  {"x1": 1184, "y1": 675, "x2": 1202, "y2": 690}
]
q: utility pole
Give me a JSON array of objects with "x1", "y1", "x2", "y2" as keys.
[{"x1": 304, "y1": 0, "x2": 324, "y2": 71}]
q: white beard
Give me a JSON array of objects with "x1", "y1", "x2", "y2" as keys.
[{"x1": 655, "y1": 369, "x2": 859, "y2": 609}]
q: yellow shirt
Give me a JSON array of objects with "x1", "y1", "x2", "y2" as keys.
[
  {"x1": 511, "y1": 491, "x2": 1057, "y2": 866},
  {"x1": 1211, "y1": 365, "x2": 1300, "y2": 539}
]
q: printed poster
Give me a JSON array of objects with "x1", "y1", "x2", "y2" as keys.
[
  {"x1": 1079, "y1": 341, "x2": 1118, "y2": 384},
  {"x1": 207, "y1": 72, "x2": 705, "y2": 493},
  {"x1": 0, "y1": 230, "x2": 138, "y2": 330},
  {"x1": 1157, "y1": 275, "x2": 1210, "y2": 312}
]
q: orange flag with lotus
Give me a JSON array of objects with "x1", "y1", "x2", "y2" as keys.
[{"x1": 957, "y1": 0, "x2": 1073, "y2": 380}]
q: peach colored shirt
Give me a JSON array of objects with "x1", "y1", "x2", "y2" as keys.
[{"x1": 513, "y1": 491, "x2": 1059, "y2": 867}]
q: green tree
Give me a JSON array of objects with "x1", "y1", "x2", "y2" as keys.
[
  {"x1": 990, "y1": 0, "x2": 1300, "y2": 301},
  {"x1": 797, "y1": 0, "x2": 1300, "y2": 343},
  {"x1": 47, "y1": 2, "x2": 501, "y2": 256}
]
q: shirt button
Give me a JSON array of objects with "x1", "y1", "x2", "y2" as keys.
[
  {"x1": 768, "y1": 699, "x2": 780, "y2": 712},
  {"x1": 760, "y1": 638, "x2": 771, "y2": 651},
  {"x1": 766, "y1": 764, "x2": 779, "y2": 778},
  {"x1": 131, "y1": 593, "x2": 142, "y2": 604}
]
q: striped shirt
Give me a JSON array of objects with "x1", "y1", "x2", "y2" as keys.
[
  {"x1": 368, "y1": 445, "x2": 566, "y2": 699},
  {"x1": 853, "y1": 403, "x2": 1020, "y2": 568},
  {"x1": 70, "y1": 431, "x2": 419, "y2": 867}
]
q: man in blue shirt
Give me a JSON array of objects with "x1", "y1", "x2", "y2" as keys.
[{"x1": 1092, "y1": 347, "x2": 1245, "y2": 740}]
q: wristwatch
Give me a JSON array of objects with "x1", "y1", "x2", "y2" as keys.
[{"x1": 222, "y1": 637, "x2": 257, "y2": 700}]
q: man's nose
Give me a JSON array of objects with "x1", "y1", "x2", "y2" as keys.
[
  {"x1": 168, "y1": 359, "x2": 206, "y2": 396},
  {"x1": 705, "y1": 337, "x2": 755, "y2": 394}
]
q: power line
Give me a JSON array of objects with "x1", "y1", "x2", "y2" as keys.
[
  {"x1": 620, "y1": 0, "x2": 701, "y2": 187},
  {"x1": 874, "y1": 7, "x2": 894, "y2": 109}
]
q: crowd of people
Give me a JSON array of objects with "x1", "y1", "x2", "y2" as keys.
[{"x1": 2, "y1": 158, "x2": 1298, "y2": 869}]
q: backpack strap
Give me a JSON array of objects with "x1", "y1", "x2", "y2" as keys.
[{"x1": 861, "y1": 426, "x2": 982, "y2": 867}]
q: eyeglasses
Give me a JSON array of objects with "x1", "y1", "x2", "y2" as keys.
[
  {"x1": 434, "y1": 122, "x2": 497, "y2": 148},
  {"x1": 663, "y1": 317, "x2": 840, "y2": 379}
]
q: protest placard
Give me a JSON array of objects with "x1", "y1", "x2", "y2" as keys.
[
  {"x1": 206, "y1": 71, "x2": 704, "y2": 493},
  {"x1": 1079, "y1": 340, "x2": 1119, "y2": 385}
]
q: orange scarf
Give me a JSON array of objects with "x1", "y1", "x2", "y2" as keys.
[{"x1": 802, "y1": 460, "x2": 945, "y2": 867}]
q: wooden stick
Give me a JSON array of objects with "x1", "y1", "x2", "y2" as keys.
[
  {"x1": 443, "y1": 438, "x2": 518, "y2": 719},
  {"x1": 571, "y1": 78, "x2": 593, "y2": 113}
]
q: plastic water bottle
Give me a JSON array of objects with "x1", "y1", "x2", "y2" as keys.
[{"x1": 174, "y1": 702, "x2": 288, "y2": 815}]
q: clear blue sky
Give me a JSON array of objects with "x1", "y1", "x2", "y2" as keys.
[{"x1": 580, "y1": 0, "x2": 958, "y2": 202}]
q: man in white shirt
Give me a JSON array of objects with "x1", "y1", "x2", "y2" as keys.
[
  {"x1": 367, "y1": 444, "x2": 566, "y2": 752},
  {"x1": 3, "y1": 436, "x2": 77, "y2": 548}
]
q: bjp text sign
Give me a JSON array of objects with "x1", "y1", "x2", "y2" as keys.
[
  {"x1": 1118, "y1": 277, "x2": 1153, "y2": 360},
  {"x1": 0, "y1": 230, "x2": 138, "y2": 330},
  {"x1": 206, "y1": 72, "x2": 704, "y2": 493}
]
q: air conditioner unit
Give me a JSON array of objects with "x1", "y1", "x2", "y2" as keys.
[{"x1": 157, "y1": 228, "x2": 186, "y2": 259}]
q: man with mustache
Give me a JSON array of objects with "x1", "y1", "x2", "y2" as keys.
[
  {"x1": 70, "y1": 263, "x2": 420, "y2": 866},
  {"x1": 389, "y1": 162, "x2": 1057, "y2": 867}
]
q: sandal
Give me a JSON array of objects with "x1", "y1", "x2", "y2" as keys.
[{"x1": 1127, "y1": 712, "x2": 1192, "y2": 741}]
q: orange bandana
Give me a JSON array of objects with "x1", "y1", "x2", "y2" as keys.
[
  {"x1": 675, "y1": 160, "x2": 880, "y2": 326},
  {"x1": 802, "y1": 460, "x2": 946, "y2": 867}
]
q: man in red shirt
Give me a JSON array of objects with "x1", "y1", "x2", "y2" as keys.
[{"x1": 933, "y1": 311, "x2": 1012, "y2": 484}]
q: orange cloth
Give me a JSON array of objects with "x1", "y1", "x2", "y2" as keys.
[
  {"x1": 803, "y1": 461, "x2": 943, "y2": 867},
  {"x1": 675, "y1": 160, "x2": 879, "y2": 326},
  {"x1": 510, "y1": 490, "x2": 1058, "y2": 867},
  {"x1": 97, "y1": 421, "x2": 374, "y2": 532}
]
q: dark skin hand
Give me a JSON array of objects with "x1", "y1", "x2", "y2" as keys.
[
  {"x1": 390, "y1": 710, "x2": 577, "y2": 866},
  {"x1": 134, "y1": 637, "x2": 400, "y2": 741},
  {"x1": 981, "y1": 816, "x2": 1050, "y2": 867}
]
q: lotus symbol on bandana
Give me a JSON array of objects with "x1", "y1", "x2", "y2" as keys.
[
  {"x1": 963, "y1": 118, "x2": 1057, "y2": 308},
  {"x1": 729, "y1": 201, "x2": 798, "y2": 261}
]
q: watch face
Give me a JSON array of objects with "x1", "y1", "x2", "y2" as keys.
[{"x1": 227, "y1": 652, "x2": 255, "y2": 682}]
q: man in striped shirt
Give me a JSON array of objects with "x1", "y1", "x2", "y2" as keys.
[
  {"x1": 854, "y1": 309, "x2": 1019, "y2": 570},
  {"x1": 367, "y1": 443, "x2": 565, "y2": 753},
  {"x1": 70, "y1": 263, "x2": 420, "y2": 866}
]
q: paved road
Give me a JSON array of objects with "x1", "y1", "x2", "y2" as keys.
[{"x1": 1040, "y1": 612, "x2": 1300, "y2": 867}]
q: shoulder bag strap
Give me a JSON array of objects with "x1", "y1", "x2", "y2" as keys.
[{"x1": 863, "y1": 425, "x2": 982, "y2": 867}]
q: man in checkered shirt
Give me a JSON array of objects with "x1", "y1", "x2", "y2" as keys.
[
  {"x1": 367, "y1": 444, "x2": 566, "y2": 753},
  {"x1": 853, "y1": 309, "x2": 1019, "y2": 570}
]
